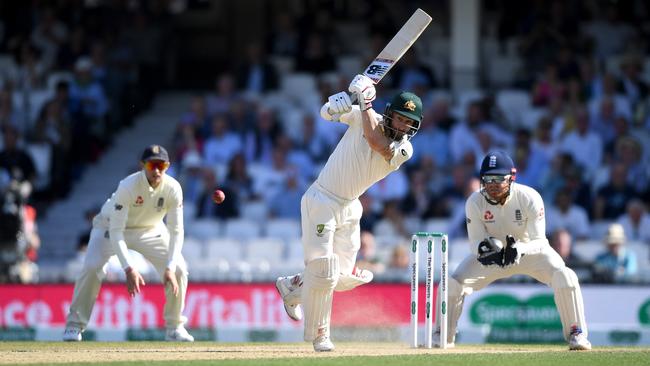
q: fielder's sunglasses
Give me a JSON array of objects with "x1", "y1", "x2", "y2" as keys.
[
  {"x1": 482, "y1": 175, "x2": 511, "y2": 184},
  {"x1": 144, "y1": 161, "x2": 170, "y2": 172}
]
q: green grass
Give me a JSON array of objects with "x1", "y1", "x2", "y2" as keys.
[{"x1": 1, "y1": 342, "x2": 648, "y2": 366}]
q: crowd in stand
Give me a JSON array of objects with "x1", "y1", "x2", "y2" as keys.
[
  {"x1": 0, "y1": 2, "x2": 168, "y2": 282},
  {"x1": 0, "y1": 1, "x2": 649, "y2": 284}
]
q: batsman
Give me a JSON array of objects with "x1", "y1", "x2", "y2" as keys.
[
  {"x1": 436, "y1": 150, "x2": 591, "y2": 350},
  {"x1": 276, "y1": 75, "x2": 423, "y2": 351}
]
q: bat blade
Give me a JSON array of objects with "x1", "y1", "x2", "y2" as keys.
[{"x1": 363, "y1": 8, "x2": 432, "y2": 84}]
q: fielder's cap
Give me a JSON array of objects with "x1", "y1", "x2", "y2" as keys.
[
  {"x1": 604, "y1": 223, "x2": 626, "y2": 245},
  {"x1": 141, "y1": 144, "x2": 169, "y2": 162},
  {"x1": 480, "y1": 150, "x2": 515, "y2": 176},
  {"x1": 389, "y1": 91, "x2": 423, "y2": 123}
]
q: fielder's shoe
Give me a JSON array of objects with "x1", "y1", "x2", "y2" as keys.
[
  {"x1": 276, "y1": 275, "x2": 303, "y2": 321},
  {"x1": 165, "y1": 326, "x2": 194, "y2": 342},
  {"x1": 62, "y1": 327, "x2": 82, "y2": 342},
  {"x1": 568, "y1": 325, "x2": 591, "y2": 351},
  {"x1": 432, "y1": 330, "x2": 455, "y2": 349},
  {"x1": 313, "y1": 334, "x2": 335, "y2": 352}
]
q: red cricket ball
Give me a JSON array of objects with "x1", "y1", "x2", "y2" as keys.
[{"x1": 212, "y1": 189, "x2": 225, "y2": 204}]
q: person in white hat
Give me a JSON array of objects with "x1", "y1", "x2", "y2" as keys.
[{"x1": 593, "y1": 223, "x2": 638, "y2": 283}]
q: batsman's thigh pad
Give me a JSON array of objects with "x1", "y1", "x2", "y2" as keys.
[
  {"x1": 302, "y1": 255, "x2": 340, "y2": 341},
  {"x1": 334, "y1": 268, "x2": 373, "y2": 292},
  {"x1": 551, "y1": 267, "x2": 587, "y2": 340}
]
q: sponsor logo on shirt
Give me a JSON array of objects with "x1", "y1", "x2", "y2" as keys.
[
  {"x1": 484, "y1": 210, "x2": 495, "y2": 223},
  {"x1": 134, "y1": 196, "x2": 144, "y2": 207},
  {"x1": 156, "y1": 197, "x2": 164, "y2": 212},
  {"x1": 114, "y1": 204, "x2": 123, "y2": 211},
  {"x1": 401, "y1": 149, "x2": 407, "y2": 156},
  {"x1": 466, "y1": 217, "x2": 471, "y2": 224},
  {"x1": 515, "y1": 209, "x2": 522, "y2": 221},
  {"x1": 538, "y1": 207, "x2": 545, "y2": 218}
]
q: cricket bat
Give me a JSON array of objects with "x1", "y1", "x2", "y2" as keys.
[
  {"x1": 362, "y1": 8, "x2": 432, "y2": 84},
  {"x1": 329, "y1": 9, "x2": 432, "y2": 114}
]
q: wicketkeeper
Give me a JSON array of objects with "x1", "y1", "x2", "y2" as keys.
[
  {"x1": 436, "y1": 150, "x2": 591, "y2": 350},
  {"x1": 276, "y1": 75, "x2": 423, "y2": 351}
]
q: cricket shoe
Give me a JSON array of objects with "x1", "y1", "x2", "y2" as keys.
[
  {"x1": 62, "y1": 326, "x2": 82, "y2": 341},
  {"x1": 165, "y1": 325, "x2": 194, "y2": 342},
  {"x1": 276, "y1": 274, "x2": 303, "y2": 321},
  {"x1": 432, "y1": 330, "x2": 455, "y2": 348},
  {"x1": 313, "y1": 334, "x2": 335, "y2": 352},
  {"x1": 568, "y1": 325, "x2": 591, "y2": 351}
]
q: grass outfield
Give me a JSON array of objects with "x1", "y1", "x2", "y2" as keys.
[{"x1": 1, "y1": 342, "x2": 648, "y2": 366}]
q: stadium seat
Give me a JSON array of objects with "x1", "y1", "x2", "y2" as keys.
[
  {"x1": 590, "y1": 220, "x2": 615, "y2": 241},
  {"x1": 265, "y1": 218, "x2": 301, "y2": 244},
  {"x1": 26, "y1": 143, "x2": 52, "y2": 191},
  {"x1": 246, "y1": 237, "x2": 286, "y2": 265},
  {"x1": 487, "y1": 56, "x2": 522, "y2": 88},
  {"x1": 186, "y1": 219, "x2": 221, "y2": 241},
  {"x1": 281, "y1": 73, "x2": 317, "y2": 100},
  {"x1": 240, "y1": 200, "x2": 269, "y2": 222},
  {"x1": 182, "y1": 237, "x2": 204, "y2": 264},
  {"x1": 223, "y1": 218, "x2": 262, "y2": 242},
  {"x1": 203, "y1": 238, "x2": 244, "y2": 280},
  {"x1": 573, "y1": 240, "x2": 604, "y2": 262},
  {"x1": 520, "y1": 108, "x2": 548, "y2": 130}
]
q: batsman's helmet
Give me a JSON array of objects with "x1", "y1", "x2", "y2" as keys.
[{"x1": 381, "y1": 91, "x2": 422, "y2": 141}]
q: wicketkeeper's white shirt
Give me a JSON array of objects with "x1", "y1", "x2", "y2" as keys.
[
  {"x1": 96, "y1": 170, "x2": 184, "y2": 271},
  {"x1": 465, "y1": 182, "x2": 549, "y2": 250},
  {"x1": 316, "y1": 107, "x2": 413, "y2": 200}
]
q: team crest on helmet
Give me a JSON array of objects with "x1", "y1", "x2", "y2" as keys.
[
  {"x1": 152, "y1": 145, "x2": 160, "y2": 154},
  {"x1": 404, "y1": 100, "x2": 416, "y2": 111}
]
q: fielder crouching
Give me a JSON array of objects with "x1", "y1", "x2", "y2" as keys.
[
  {"x1": 63, "y1": 145, "x2": 194, "y2": 342},
  {"x1": 276, "y1": 75, "x2": 423, "y2": 351},
  {"x1": 436, "y1": 150, "x2": 591, "y2": 351}
]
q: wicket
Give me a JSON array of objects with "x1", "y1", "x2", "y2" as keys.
[{"x1": 410, "y1": 232, "x2": 448, "y2": 349}]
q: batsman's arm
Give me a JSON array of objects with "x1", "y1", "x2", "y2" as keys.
[
  {"x1": 165, "y1": 183, "x2": 184, "y2": 273},
  {"x1": 360, "y1": 109, "x2": 392, "y2": 160}
]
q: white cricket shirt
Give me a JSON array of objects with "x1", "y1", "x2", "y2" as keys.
[
  {"x1": 465, "y1": 182, "x2": 548, "y2": 248},
  {"x1": 97, "y1": 170, "x2": 184, "y2": 271},
  {"x1": 316, "y1": 107, "x2": 412, "y2": 200}
]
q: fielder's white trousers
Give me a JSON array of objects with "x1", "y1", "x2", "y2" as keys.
[
  {"x1": 65, "y1": 224, "x2": 188, "y2": 330},
  {"x1": 301, "y1": 182, "x2": 363, "y2": 274}
]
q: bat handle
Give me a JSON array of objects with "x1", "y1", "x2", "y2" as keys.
[{"x1": 327, "y1": 92, "x2": 358, "y2": 116}]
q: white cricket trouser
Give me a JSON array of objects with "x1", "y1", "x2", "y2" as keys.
[
  {"x1": 448, "y1": 244, "x2": 587, "y2": 341},
  {"x1": 66, "y1": 223, "x2": 188, "y2": 330},
  {"x1": 301, "y1": 182, "x2": 362, "y2": 274}
]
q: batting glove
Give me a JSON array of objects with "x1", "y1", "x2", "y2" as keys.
[
  {"x1": 327, "y1": 91, "x2": 353, "y2": 115},
  {"x1": 348, "y1": 74, "x2": 376, "y2": 111}
]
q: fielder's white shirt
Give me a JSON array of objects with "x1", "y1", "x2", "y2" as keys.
[
  {"x1": 316, "y1": 106, "x2": 412, "y2": 200},
  {"x1": 97, "y1": 170, "x2": 184, "y2": 271},
  {"x1": 465, "y1": 182, "x2": 548, "y2": 250}
]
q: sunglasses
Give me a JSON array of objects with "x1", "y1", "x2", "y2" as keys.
[
  {"x1": 482, "y1": 175, "x2": 510, "y2": 184},
  {"x1": 144, "y1": 161, "x2": 170, "y2": 172}
]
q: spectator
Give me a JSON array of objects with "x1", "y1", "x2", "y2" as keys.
[
  {"x1": 202, "y1": 114, "x2": 243, "y2": 167},
  {"x1": 617, "y1": 199, "x2": 650, "y2": 243},
  {"x1": 388, "y1": 243, "x2": 410, "y2": 270},
  {"x1": 549, "y1": 228, "x2": 592, "y2": 278},
  {"x1": 546, "y1": 189, "x2": 591, "y2": 240},
  {"x1": 401, "y1": 170, "x2": 433, "y2": 219},
  {"x1": 0, "y1": 174, "x2": 28, "y2": 283},
  {"x1": 447, "y1": 176, "x2": 481, "y2": 239},
  {"x1": 195, "y1": 169, "x2": 238, "y2": 220},
  {"x1": 0, "y1": 124, "x2": 36, "y2": 186},
  {"x1": 408, "y1": 103, "x2": 449, "y2": 168},
  {"x1": 206, "y1": 73, "x2": 239, "y2": 117},
  {"x1": 559, "y1": 106, "x2": 603, "y2": 180},
  {"x1": 390, "y1": 50, "x2": 437, "y2": 91},
  {"x1": 268, "y1": 173, "x2": 303, "y2": 219},
  {"x1": 224, "y1": 153, "x2": 256, "y2": 203},
  {"x1": 294, "y1": 32, "x2": 335, "y2": 75},
  {"x1": 593, "y1": 162, "x2": 635, "y2": 220},
  {"x1": 243, "y1": 106, "x2": 282, "y2": 164},
  {"x1": 359, "y1": 193, "x2": 380, "y2": 232},
  {"x1": 356, "y1": 230, "x2": 385, "y2": 275},
  {"x1": 617, "y1": 54, "x2": 648, "y2": 109},
  {"x1": 236, "y1": 42, "x2": 279, "y2": 96},
  {"x1": 593, "y1": 223, "x2": 638, "y2": 283}
]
